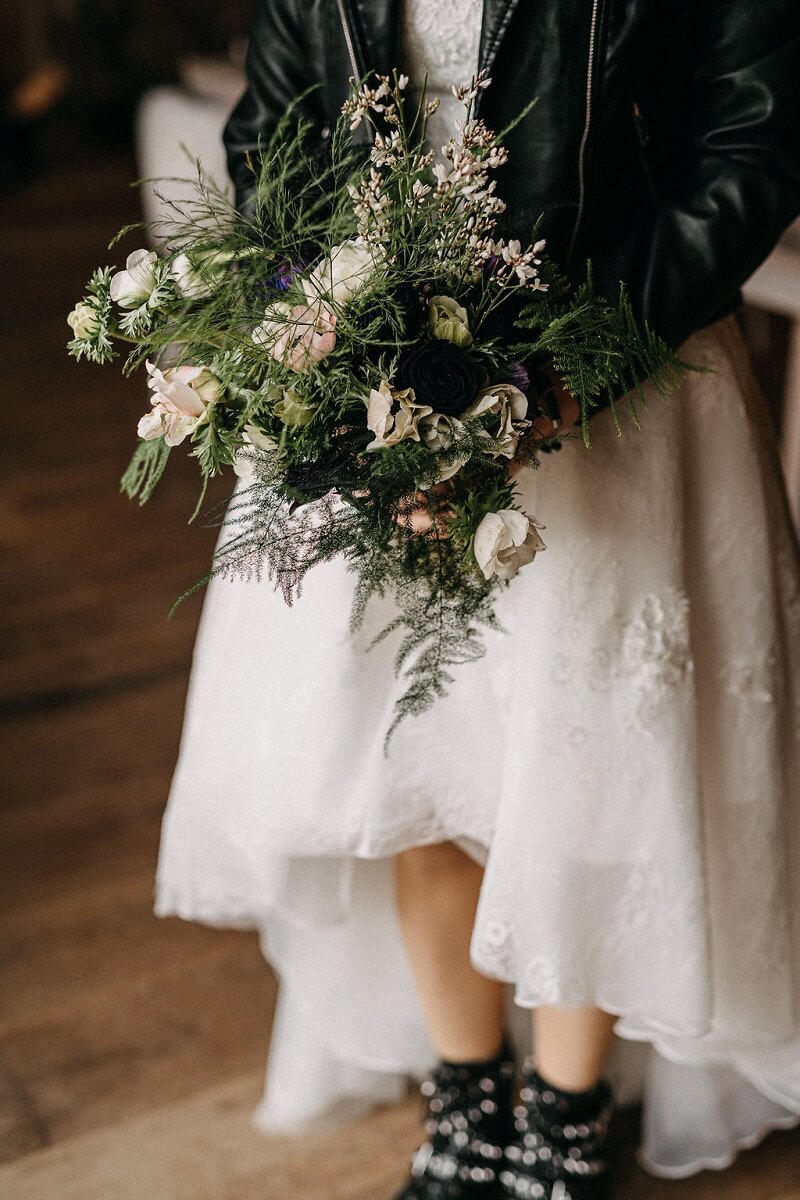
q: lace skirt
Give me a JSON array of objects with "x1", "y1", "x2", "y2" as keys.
[{"x1": 156, "y1": 316, "x2": 800, "y2": 1177}]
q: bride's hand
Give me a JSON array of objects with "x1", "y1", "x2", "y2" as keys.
[
  {"x1": 509, "y1": 369, "x2": 580, "y2": 481},
  {"x1": 395, "y1": 481, "x2": 454, "y2": 537}
]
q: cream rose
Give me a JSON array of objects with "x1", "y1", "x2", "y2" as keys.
[
  {"x1": 67, "y1": 302, "x2": 100, "y2": 339},
  {"x1": 110, "y1": 249, "x2": 159, "y2": 308},
  {"x1": 427, "y1": 295, "x2": 473, "y2": 348},
  {"x1": 138, "y1": 361, "x2": 222, "y2": 447},
  {"x1": 302, "y1": 238, "x2": 377, "y2": 306},
  {"x1": 473, "y1": 509, "x2": 546, "y2": 581},
  {"x1": 366, "y1": 379, "x2": 433, "y2": 450},
  {"x1": 464, "y1": 382, "x2": 530, "y2": 459}
]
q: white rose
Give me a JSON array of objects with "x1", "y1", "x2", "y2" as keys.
[
  {"x1": 110, "y1": 249, "x2": 159, "y2": 308},
  {"x1": 427, "y1": 295, "x2": 472, "y2": 348},
  {"x1": 67, "y1": 302, "x2": 100, "y2": 339},
  {"x1": 464, "y1": 382, "x2": 530, "y2": 459},
  {"x1": 473, "y1": 509, "x2": 546, "y2": 581},
  {"x1": 303, "y1": 238, "x2": 376, "y2": 306},
  {"x1": 366, "y1": 379, "x2": 433, "y2": 449}
]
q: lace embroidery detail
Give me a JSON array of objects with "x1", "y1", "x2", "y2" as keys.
[{"x1": 402, "y1": 0, "x2": 483, "y2": 155}]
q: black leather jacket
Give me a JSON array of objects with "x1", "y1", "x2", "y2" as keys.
[{"x1": 224, "y1": 0, "x2": 800, "y2": 351}]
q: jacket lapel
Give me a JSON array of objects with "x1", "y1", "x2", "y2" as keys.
[{"x1": 479, "y1": 0, "x2": 523, "y2": 75}]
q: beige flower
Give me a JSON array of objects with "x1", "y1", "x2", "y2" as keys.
[
  {"x1": 427, "y1": 295, "x2": 473, "y2": 348},
  {"x1": 138, "y1": 361, "x2": 222, "y2": 446},
  {"x1": 464, "y1": 382, "x2": 530, "y2": 459},
  {"x1": 473, "y1": 510, "x2": 546, "y2": 581},
  {"x1": 366, "y1": 379, "x2": 433, "y2": 450}
]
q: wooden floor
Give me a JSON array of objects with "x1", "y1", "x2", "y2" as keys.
[{"x1": 1, "y1": 157, "x2": 799, "y2": 1200}]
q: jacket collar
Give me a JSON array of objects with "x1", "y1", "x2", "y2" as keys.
[{"x1": 347, "y1": 0, "x2": 523, "y2": 78}]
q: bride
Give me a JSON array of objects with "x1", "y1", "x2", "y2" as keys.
[{"x1": 156, "y1": 2, "x2": 800, "y2": 1197}]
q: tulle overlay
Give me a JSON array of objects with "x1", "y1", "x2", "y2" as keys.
[{"x1": 156, "y1": 319, "x2": 800, "y2": 1176}]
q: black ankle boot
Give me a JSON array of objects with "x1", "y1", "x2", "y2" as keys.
[
  {"x1": 394, "y1": 1044, "x2": 516, "y2": 1200},
  {"x1": 499, "y1": 1064, "x2": 615, "y2": 1200}
]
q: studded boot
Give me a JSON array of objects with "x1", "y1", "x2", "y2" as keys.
[
  {"x1": 499, "y1": 1063, "x2": 615, "y2": 1200},
  {"x1": 394, "y1": 1043, "x2": 517, "y2": 1200}
]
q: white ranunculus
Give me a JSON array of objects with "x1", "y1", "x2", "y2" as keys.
[
  {"x1": 110, "y1": 249, "x2": 159, "y2": 308},
  {"x1": 303, "y1": 238, "x2": 376, "y2": 306},
  {"x1": 473, "y1": 509, "x2": 546, "y2": 581},
  {"x1": 427, "y1": 295, "x2": 473, "y2": 348},
  {"x1": 464, "y1": 382, "x2": 530, "y2": 459},
  {"x1": 67, "y1": 301, "x2": 100, "y2": 339},
  {"x1": 366, "y1": 379, "x2": 433, "y2": 449}
]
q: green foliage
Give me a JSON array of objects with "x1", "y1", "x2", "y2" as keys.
[{"x1": 120, "y1": 438, "x2": 171, "y2": 504}]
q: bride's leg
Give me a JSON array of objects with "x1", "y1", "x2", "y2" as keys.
[
  {"x1": 393, "y1": 841, "x2": 506, "y2": 1061},
  {"x1": 533, "y1": 1005, "x2": 617, "y2": 1090}
]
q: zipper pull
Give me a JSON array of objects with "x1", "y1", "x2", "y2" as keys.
[{"x1": 632, "y1": 99, "x2": 650, "y2": 147}]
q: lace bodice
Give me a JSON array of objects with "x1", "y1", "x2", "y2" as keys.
[{"x1": 402, "y1": 0, "x2": 483, "y2": 154}]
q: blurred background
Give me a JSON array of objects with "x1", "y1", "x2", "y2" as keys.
[{"x1": 1, "y1": 4, "x2": 800, "y2": 1198}]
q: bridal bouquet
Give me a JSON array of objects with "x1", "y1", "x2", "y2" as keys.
[{"x1": 68, "y1": 71, "x2": 682, "y2": 742}]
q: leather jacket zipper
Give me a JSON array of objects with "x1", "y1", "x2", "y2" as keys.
[
  {"x1": 566, "y1": 0, "x2": 602, "y2": 268},
  {"x1": 336, "y1": 0, "x2": 363, "y2": 79}
]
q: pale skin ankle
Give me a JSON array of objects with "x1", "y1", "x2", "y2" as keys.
[
  {"x1": 394, "y1": 841, "x2": 505, "y2": 1062},
  {"x1": 532, "y1": 1004, "x2": 617, "y2": 1092},
  {"x1": 394, "y1": 840, "x2": 617, "y2": 1085}
]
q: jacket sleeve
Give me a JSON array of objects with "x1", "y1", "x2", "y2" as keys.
[
  {"x1": 223, "y1": 0, "x2": 325, "y2": 217},
  {"x1": 592, "y1": 0, "x2": 800, "y2": 352}
]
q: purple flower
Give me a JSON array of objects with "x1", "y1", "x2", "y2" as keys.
[{"x1": 505, "y1": 361, "x2": 530, "y2": 393}]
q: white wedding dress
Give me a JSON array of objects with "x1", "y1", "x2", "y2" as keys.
[{"x1": 155, "y1": 0, "x2": 800, "y2": 1180}]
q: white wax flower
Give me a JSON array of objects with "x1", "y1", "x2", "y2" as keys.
[
  {"x1": 473, "y1": 509, "x2": 546, "y2": 581},
  {"x1": 110, "y1": 249, "x2": 159, "y2": 308},
  {"x1": 428, "y1": 295, "x2": 473, "y2": 348},
  {"x1": 303, "y1": 239, "x2": 376, "y2": 306},
  {"x1": 138, "y1": 361, "x2": 222, "y2": 447},
  {"x1": 366, "y1": 379, "x2": 433, "y2": 449},
  {"x1": 67, "y1": 302, "x2": 100, "y2": 339}
]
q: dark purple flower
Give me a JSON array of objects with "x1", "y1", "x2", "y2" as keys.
[
  {"x1": 396, "y1": 340, "x2": 481, "y2": 416},
  {"x1": 505, "y1": 361, "x2": 530, "y2": 393}
]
